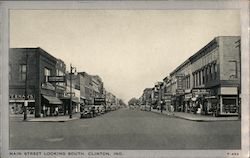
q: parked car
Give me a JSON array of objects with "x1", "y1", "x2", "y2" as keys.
[
  {"x1": 145, "y1": 105, "x2": 151, "y2": 111},
  {"x1": 80, "y1": 105, "x2": 95, "y2": 118},
  {"x1": 106, "y1": 105, "x2": 111, "y2": 112},
  {"x1": 140, "y1": 105, "x2": 146, "y2": 111},
  {"x1": 99, "y1": 105, "x2": 106, "y2": 114},
  {"x1": 111, "y1": 105, "x2": 117, "y2": 111},
  {"x1": 94, "y1": 106, "x2": 101, "y2": 116},
  {"x1": 129, "y1": 105, "x2": 135, "y2": 110}
]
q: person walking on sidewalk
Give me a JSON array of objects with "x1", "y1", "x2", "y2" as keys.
[{"x1": 170, "y1": 104, "x2": 174, "y2": 115}]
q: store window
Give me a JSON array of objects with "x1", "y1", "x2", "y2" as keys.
[
  {"x1": 44, "y1": 67, "x2": 51, "y2": 82},
  {"x1": 222, "y1": 98, "x2": 237, "y2": 113},
  {"x1": 20, "y1": 64, "x2": 26, "y2": 81}
]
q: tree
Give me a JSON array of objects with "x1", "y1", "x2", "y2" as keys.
[{"x1": 128, "y1": 98, "x2": 139, "y2": 106}]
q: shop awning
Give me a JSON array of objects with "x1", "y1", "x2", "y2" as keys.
[
  {"x1": 42, "y1": 95, "x2": 62, "y2": 105},
  {"x1": 60, "y1": 97, "x2": 80, "y2": 103}
]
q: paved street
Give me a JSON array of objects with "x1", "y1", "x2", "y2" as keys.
[{"x1": 10, "y1": 108, "x2": 240, "y2": 150}]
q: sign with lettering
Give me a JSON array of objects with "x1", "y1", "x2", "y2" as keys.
[
  {"x1": 192, "y1": 89, "x2": 210, "y2": 95},
  {"x1": 176, "y1": 74, "x2": 184, "y2": 90},
  {"x1": 176, "y1": 89, "x2": 185, "y2": 94},
  {"x1": 48, "y1": 76, "x2": 66, "y2": 82},
  {"x1": 94, "y1": 98, "x2": 106, "y2": 105},
  {"x1": 41, "y1": 83, "x2": 55, "y2": 91},
  {"x1": 9, "y1": 94, "x2": 34, "y2": 100}
]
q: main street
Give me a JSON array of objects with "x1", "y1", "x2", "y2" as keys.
[{"x1": 10, "y1": 108, "x2": 240, "y2": 150}]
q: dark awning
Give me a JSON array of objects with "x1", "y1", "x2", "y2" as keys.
[
  {"x1": 60, "y1": 97, "x2": 80, "y2": 103},
  {"x1": 42, "y1": 95, "x2": 62, "y2": 105}
]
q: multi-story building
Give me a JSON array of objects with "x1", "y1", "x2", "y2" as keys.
[
  {"x1": 166, "y1": 36, "x2": 240, "y2": 115},
  {"x1": 9, "y1": 47, "x2": 63, "y2": 117},
  {"x1": 141, "y1": 88, "x2": 153, "y2": 106},
  {"x1": 61, "y1": 73, "x2": 81, "y2": 114},
  {"x1": 162, "y1": 76, "x2": 172, "y2": 111},
  {"x1": 91, "y1": 75, "x2": 104, "y2": 99},
  {"x1": 77, "y1": 72, "x2": 93, "y2": 105}
]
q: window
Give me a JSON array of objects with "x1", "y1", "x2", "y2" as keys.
[
  {"x1": 202, "y1": 69, "x2": 205, "y2": 84},
  {"x1": 44, "y1": 68, "x2": 51, "y2": 82},
  {"x1": 187, "y1": 76, "x2": 190, "y2": 89},
  {"x1": 193, "y1": 73, "x2": 195, "y2": 88},
  {"x1": 214, "y1": 63, "x2": 217, "y2": 79},
  {"x1": 198, "y1": 71, "x2": 201, "y2": 86},
  {"x1": 228, "y1": 60, "x2": 237, "y2": 79},
  {"x1": 209, "y1": 65, "x2": 212, "y2": 80},
  {"x1": 20, "y1": 64, "x2": 26, "y2": 81},
  {"x1": 206, "y1": 67, "x2": 209, "y2": 82}
]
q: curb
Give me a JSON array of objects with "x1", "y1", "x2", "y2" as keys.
[
  {"x1": 150, "y1": 110, "x2": 239, "y2": 122},
  {"x1": 26, "y1": 117, "x2": 79, "y2": 122}
]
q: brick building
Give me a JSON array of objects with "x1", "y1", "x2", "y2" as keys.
[{"x1": 9, "y1": 47, "x2": 63, "y2": 117}]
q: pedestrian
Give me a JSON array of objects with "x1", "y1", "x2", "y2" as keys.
[{"x1": 55, "y1": 107, "x2": 59, "y2": 116}]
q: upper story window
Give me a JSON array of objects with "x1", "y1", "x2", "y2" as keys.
[
  {"x1": 44, "y1": 67, "x2": 51, "y2": 82},
  {"x1": 20, "y1": 64, "x2": 26, "y2": 81},
  {"x1": 214, "y1": 63, "x2": 217, "y2": 79},
  {"x1": 229, "y1": 60, "x2": 237, "y2": 79}
]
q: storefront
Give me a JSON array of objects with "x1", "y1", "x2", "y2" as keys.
[
  {"x1": 184, "y1": 93, "x2": 192, "y2": 113},
  {"x1": 60, "y1": 96, "x2": 80, "y2": 114},
  {"x1": 9, "y1": 94, "x2": 35, "y2": 115},
  {"x1": 191, "y1": 88, "x2": 210, "y2": 114},
  {"x1": 218, "y1": 87, "x2": 238, "y2": 115},
  {"x1": 42, "y1": 95, "x2": 62, "y2": 116}
]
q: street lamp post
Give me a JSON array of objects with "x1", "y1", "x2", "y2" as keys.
[{"x1": 69, "y1": 64, "x2": 76, "y2": 119}]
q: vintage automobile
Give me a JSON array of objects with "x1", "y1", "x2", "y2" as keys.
[
  {"x1": 99, "y1": 105, "x2": 106, "y2": 114},
  {"x1": 140, "y1": 105, "x2": 146, "y2": 111},
  {"x1": 145, "y1": 105, "x2": 151, "y2": 111},
  {"x1": 94, "y1": 106, "x2": 101, "y2": 116},
  {"x1": 80, "y1": 105, "x2": 95, "y2": 118},
  {"x1": 111, "y1": 105, "x2": 117, "y2": 111}
]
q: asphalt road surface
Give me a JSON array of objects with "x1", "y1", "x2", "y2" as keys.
[{"x1": 10, "y1": 108, "x2": 241, "y2": 150}]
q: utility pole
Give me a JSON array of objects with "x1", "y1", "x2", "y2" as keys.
[
  {"x1": 24, "y1": 53, "x2": 28, "y2": 121},
  {"x1": 69, "y1": 63, "x2": 76, "y2": 119}
]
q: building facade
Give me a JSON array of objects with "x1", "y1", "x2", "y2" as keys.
[
  {"x1": 9, "y1": 48, "x2": 63, "y2": 117},
  {"x1": 165, "y1": 36, "x2": 240, "y2": 116}
]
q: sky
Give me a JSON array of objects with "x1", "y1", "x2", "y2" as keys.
[{"x1": 10, "y1": 10, "x2": 240, "y2": 103}]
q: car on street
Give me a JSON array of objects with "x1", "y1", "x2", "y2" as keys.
[
  {"x1": 129, "y1": 105, "x2": 135, "y2": 110},
  {"x1": 80, "y1": 105, "x2": 95, "y2": 118},
  {"x1": 111, "y1": 105, "x2": 117, "y2": 111},
  {"x1": 99, "y1": 105, "x2": 106, "y2": 114},
  {"x1": 145, "y1": 105, "x2": 151, "y2": 111},
  {"x1": 140, "y1": 105, "x2": 146, "y2": 111},
  {"x1": 94, "y1": 106, "x2": 101, "y2": 116}
]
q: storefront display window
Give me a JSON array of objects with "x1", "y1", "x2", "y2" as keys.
[{"x1": 222, "y1": 98, "x2": 237, "y2": 113}]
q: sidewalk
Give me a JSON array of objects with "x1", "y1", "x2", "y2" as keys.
[
  {"x1": 10, "y1": 113, "x2": 80, "y2": 122},
  {"x1": 151, "y1": 109, "x2": 239, "y2": 122}
]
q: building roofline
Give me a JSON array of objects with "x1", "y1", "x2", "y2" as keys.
[
  {"x1": 10, "y1": 47, "x2": 58, "y2": 63},
  {"x1": 169, "y1": 36, "x2": 240, "y2": 76}
]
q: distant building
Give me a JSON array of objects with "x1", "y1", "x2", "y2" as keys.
[
  {"x1": 77, "y1": 72, "x2": 93, "y2": 105},
  {"x1": 141, "y1": 88, "x2": 153, "y2": 105}
]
